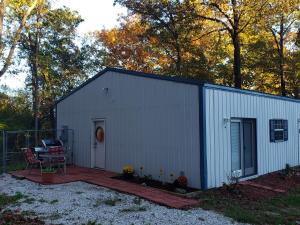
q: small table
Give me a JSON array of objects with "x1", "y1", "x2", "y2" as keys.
[{"x1": 39, "y1": 154, "x2": 66, "y2": 174}]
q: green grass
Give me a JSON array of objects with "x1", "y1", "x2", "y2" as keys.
[
  {"x1": 133, "y1": 197, "x2": 142, "y2": 205},
  {"x1": 22, "y1": 197, "x2": 35, "y2": 204},
  {"x1": 49, "y1": 199, "x2": 59, "y2": 204},
  {"x1": 82, "y1": 221, "x2": 102, "y2": 225},
  {"x1": 0, "y1": 162, "x2": 27, "y2": 173},
  {"x1": 120, "y1": 206, "x2": 147, "y2": 212},
  {"x1": 93, "y1": 198, "x2": 121, "y2": 207},
  {"x1": 103, "y1": 198, "x2": 120, "y2": 206},
  {"x1": 198, "y1": 187, "x2": 300, "y2": 225},
  {"x1": 0, "y1": 192, "x2": 25, "y2": 208}
]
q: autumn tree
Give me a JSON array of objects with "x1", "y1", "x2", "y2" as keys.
[
  {"x1": 263, "y1": 0, "x2": 300, "y2": 96},
  {"x1": 93, "y1": 15, "x2": 167, "y2": 73},
  {"x1": 114, "y1": 0, "x2": 211, "y2": 77},
  {"x1": 185, "y1": 0, "x2": 268, "y2": 88}
]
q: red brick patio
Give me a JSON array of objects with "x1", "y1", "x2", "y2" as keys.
[{"x1": 10, "y1": 166, "x2": 199, "y2": 209}]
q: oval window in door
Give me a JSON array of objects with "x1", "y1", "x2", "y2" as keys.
[{"x1": 95, "y1": 126, "x2": 104, "y2": 143}]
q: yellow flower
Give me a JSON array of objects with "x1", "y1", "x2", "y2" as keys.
[{"x1": 123, "y1": 165, "x2": 134, "y2": 174}]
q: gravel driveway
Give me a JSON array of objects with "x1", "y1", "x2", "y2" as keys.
[{"x1": 0, "y1": 174, "x2": 243, "y2": 225}]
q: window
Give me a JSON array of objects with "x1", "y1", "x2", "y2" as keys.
[{"x1": 270, "y1": 119, "x2": 288, "y2": 142}]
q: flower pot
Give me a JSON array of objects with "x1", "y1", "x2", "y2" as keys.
[{"x1": 41, "y1": 172, "x2": 56, "y2": 183}]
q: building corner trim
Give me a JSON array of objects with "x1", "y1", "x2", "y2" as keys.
[{"x1": 199, "y1": 85, "x2": 208, "y2": 190}]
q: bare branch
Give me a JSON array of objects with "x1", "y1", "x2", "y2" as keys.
[
  {"x1": 0, "y1": 0, "x2": 8, "y2": 54},
  {"x1": 192, "y1": 28, "x2": 227, "y2": 42},
  {"x1": 283, "y1": 19, "x2": 296, "y2": 36},
  {"x1": 209, "y1": 2, "x2": 234, "y2": 28},
  {"x1": 269, "y1": 27, "x2": 281, "y2": 56},
  {"x1": 197, "y1": 14, "x2": 233, "y2": 35}
]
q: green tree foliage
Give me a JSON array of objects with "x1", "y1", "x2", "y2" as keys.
[
  {"x1": 0, "y1": 87, "x2": 32, "y2": 130},
  {"x1": 19, "y1": 3, "x2": 86, "y2": 129}
]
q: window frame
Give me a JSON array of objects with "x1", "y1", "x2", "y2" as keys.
[{"x1": 270, "y1": 119, "x2": 288, "y2": 143}]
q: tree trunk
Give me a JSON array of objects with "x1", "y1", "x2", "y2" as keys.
[
  {"x1": 232, "y1": 32, "x2": 242, "y2": 88},
  {"x1": 279, "y1": 48, "x2": 285, "y2": 96},
  {"x1": 50, "y1": 105, "x2": 56, "y2": 130},
  {"x1": 0, "y1": 0, "x2": 7, "y2": 53},
  {"x1": 31, "y1": 44, "x2": 39, "y2": 145},
  {"x1": 0, "y1": 0, "x2": 39, "y2": 78},
  {"x1": 279, "y1": 18, "x2": 286, "y2": 96},
  {"x1": 29, "y1": 8, "x2": 41, "y2": 145},
  {"x1": 175, "y1": 45, "x2": 181, "y2": 75},
  {"x1": 232, "y1": 0, "x2": 242, "y2": 88},
  {"x1": 174, "y1": 32, "x2": 182, "y2": 75}
]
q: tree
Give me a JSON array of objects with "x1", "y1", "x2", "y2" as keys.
[
  {"x1": 114, "y1": 0, "x2": 210, "y2": 77},
  {"x1": 0, "y1": 87, "x2": 32, "y2": 130},
  {"x1": 186, "y1": 0, "x2": 268, "y2": 88},
  {"x1": 19, "y1": 4, "x2": 85, "y2": 132},
  {"x1": 93, "y1": 15, "x2": 167, "y2": 73},
  {"x1": 0, "y1": 0, "x2": 40, "y2": 77},
  {"x1": 263, "y1": 0, "x2": 300, "y2": 96}
]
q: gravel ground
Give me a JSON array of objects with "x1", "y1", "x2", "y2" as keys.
[{"x1": 0, "y1": 174, "x2": 243, "y2": 225}]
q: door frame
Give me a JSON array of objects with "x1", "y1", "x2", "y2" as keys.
[
  {"x1": 298, "y1": 119, "x2": 300, "y2": 165},
  {"x1": 243, "y1": 119, "x2": 257, "y2": 176},
  {"x1": 90, "y1": 118, "x2": 106, "y2": 169},
  {"x1": 230, "y1": 118, "x2": 244, "y2": 174},
  {"x1": 230, "y1": 118, "x2": 257, "y2": 177}
]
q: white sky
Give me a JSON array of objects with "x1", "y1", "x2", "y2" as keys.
[{"x1": 0, "y1": 0, "x2": 126, "y2": 90}]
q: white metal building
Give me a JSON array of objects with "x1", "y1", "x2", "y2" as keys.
[{"x1": 56, "y1": 68, "x2": 300, "y2": 189}]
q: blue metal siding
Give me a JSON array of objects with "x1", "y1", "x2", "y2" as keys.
[{"x1": 199, "y1": 86, "x2": 208, "y2": 189}]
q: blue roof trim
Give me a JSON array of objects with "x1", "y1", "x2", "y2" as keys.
[
  {"x1": 203, "y1": 83, "x2": 300, "y2": 103},
  {"x1": 199, "y1": 86, "x2": 208, "y2": 190},
  {"x1": 55, "y1": 67, "x2": 300, "y2": 105}
]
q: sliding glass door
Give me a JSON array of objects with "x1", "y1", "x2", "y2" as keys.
[{"x1": 231, "y1": 119, "x2": 257, "y2": 177}]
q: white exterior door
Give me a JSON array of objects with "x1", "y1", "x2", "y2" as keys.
[{"x1": 93, "y1": 120, "x2": 106, "y2": 168}]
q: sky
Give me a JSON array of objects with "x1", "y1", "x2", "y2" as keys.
[{"x1": 0, "y1": 0, "x2": 126, "y2": 90}]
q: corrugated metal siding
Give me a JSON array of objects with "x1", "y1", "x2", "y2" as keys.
[
  {"x1": 205, "y1": 87, "x2": 300, "y2": 188},
  {"x1": 57, "y1": 71, "x2": 201, "y2": 188}
]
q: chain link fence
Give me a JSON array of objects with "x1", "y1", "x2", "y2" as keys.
[{"x1": 1, "y1": 128, "x2": 74, "y2": 173}]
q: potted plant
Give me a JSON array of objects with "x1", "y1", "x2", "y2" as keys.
[{"x1": 41, "y1": 167, "x2": 57, "y2": 183}]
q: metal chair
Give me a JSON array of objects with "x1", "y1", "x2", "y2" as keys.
[
  {"x1": 22, "y1": 148, "x2": 45, "y2": 174},
  {"x1": 48, "y1": 146, "x2": 66, "y2": 174}
]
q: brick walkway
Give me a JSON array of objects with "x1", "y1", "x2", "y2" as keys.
[{"x1": 10, "y1": 167, "x2": 199, "y2": 209}]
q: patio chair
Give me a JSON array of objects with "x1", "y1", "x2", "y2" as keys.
[
  {"x1": 22, "y1": 148, "x2": 45, "y2": 174},
  {"x1": 48, "y1": 146, "x2": 66, "y2": 174}
]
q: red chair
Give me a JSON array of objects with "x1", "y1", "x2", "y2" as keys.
[
  {"x1": 22, "y1": 148, "x2": 45, "y2": 174},
  {"x1": 48, "y1": 146, "x2": 66, "y2": 174}
]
